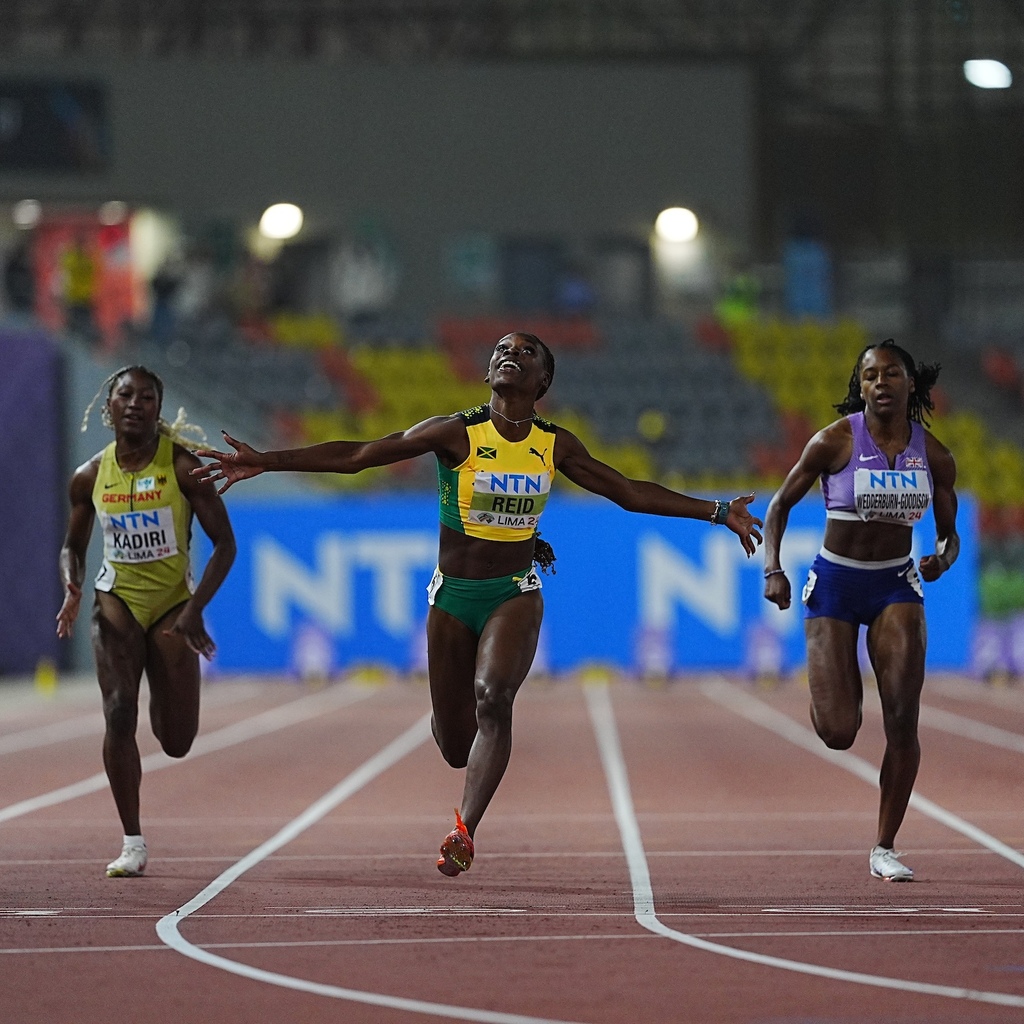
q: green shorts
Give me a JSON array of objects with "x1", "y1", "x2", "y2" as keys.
[{"x1": 426, "y1": 566, "x2": 542, "y2": 636}]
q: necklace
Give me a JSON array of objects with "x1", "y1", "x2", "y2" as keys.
[{"x1": 489, "y1": 404, "x2": 534, "y2": 428}]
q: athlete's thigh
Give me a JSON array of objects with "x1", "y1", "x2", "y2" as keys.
[
  {"x1": 92, "y1": 592, "x2": 147, "y2": 703},
  {"x1": 427, "y1": 605, "x2": 479, "y2": 719},
  {"x1": 145, "y1": 603, "x2": 201, "y2": 732},
  {"x1": 475, "y1": 590, "x2": 543, "y2": 695},
  {"x1": 805, "y1": 615, "x2": 863, "y2": 724},
  {"x1": 866, "y1": 602, "x2": 926, "y2": 708}
]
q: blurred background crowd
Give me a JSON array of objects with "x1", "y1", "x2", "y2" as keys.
[{"x1": 3, "y1": 0, "x2": 1024, "y2": 679}]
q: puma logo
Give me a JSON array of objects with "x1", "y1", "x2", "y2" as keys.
[{"x1": 528, "y1": 447, "x2": 546, "y2": 464}]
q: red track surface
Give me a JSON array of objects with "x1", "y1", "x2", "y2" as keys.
[{"x1": 3, "y1": 671, "x2": 1024, "y2": 1023}]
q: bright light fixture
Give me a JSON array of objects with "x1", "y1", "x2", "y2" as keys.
[
  {"x1": 98, "y1": 200, "x2": 128, "y2": 225},
  {"x1": 12, "y1": 199, "x2": 41, "y2": 229},
  {"x1": 655, "y1": 207, "x2": 699, "y2": 243},
  {"x1": 259, "y1": 203, "x2": 304, "y2": 240},
  {"x1": 964, "y1": 59, "x2": 1012, "y2": 89}
]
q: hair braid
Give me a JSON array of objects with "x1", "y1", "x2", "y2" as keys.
[{"x1": 534, "y1": 531, "x2": 557, "y2": 574}]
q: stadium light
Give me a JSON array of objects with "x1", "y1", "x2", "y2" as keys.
[
  {"x1": 963, "y1": 59, "x2": 1012, "y2": 89},
  {"x1": 259, "y1": 203, "x2": 304, "y2": 240},
  {"x1": 655, "y1": 207, "x2": 699, "y2": 243},
  {"x1": 12, "y1": 199, "x2": 41, "y2": 229},
  {"x1": 98, "y1": 200, "x2": 128, "y2": 225}
]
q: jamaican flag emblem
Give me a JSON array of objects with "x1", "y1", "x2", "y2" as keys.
[{"x1": 476, "y1": 446, "x2": 498, "y2": 460}]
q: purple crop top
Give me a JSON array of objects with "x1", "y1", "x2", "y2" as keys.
[{"x1": 821, "y1": 412, "x2": 933, "y2": 526}]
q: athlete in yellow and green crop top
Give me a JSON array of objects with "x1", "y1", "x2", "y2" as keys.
[
  {"x1": 92, "y1": 432, "x2": 195, "y2": 628},
  {"x1": 192, "y1": 331, "x2": 763, "y2": 879},
  {"x1": 58, "y1": 365, "x2": 235, "y2": 879}
]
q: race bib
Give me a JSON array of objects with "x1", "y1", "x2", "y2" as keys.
[
  {"x1": 853, "y1": 468, "x2": 931, "y2": 524},
  {"x1": 468, "y1": 470, "x2": 551, "y2": 531},
  {"x1": 100, "y1": 506, "x2": 178, "y2": 563}
]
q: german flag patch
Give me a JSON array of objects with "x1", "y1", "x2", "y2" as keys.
[{"x1": 476, "y1": 446, "x2": 498, "y2": 460}]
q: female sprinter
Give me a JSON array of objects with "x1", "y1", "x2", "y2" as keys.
[
  {"x1": 57, "y1": 366, "x2": 236, "y2": 877},
  {"x1": 762, "y1": 339, "x2": 959, "y2": 881},
  {"x1": 193, "y1": 332, "x2": 763, "y2": 876}
]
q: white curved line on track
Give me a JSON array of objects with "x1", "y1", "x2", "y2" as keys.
[
  {"x1": 156, "y1": 714, "x2": 589, "y2": 1024},
  {"x1": 586, "y1": 681, "x2": 1024, "y2": 1010},
  {"x1": 700, "y1": 678, "x2": 1024, "y2": 871},
  {"x1": 0, "y1": 682, "x2": 373, "y2": 824}
]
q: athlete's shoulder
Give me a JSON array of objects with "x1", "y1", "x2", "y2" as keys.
[
  {"x1": 455, "y1": 404, "x2": 491, "y2": 426},
  {"x1": 531, "y1": 414, "x2": 557, "y2": 434}
]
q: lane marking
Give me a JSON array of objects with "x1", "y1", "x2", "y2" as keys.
[
  {"x1": 586, "y1": 681, "x2": 1024, "y2": 1009},
  {"x1": 700, "y1": 678, "x2": 1024, "y2": 872},
  {"x1": 0, "y1": 683, "x2": 374, "y2": 824},
  {"x1": 0, "y1": 714, "x2": 105, "y2": 755},
  {"x1": 918, "y1": 703, "x2": 1024, "y2": 755},
  {"x1": 157, "y1": 715, "x2": 588, "y2": 1024},
  {"x1": 12, "y1": 927, "x2": 1024, "y2": 958}
]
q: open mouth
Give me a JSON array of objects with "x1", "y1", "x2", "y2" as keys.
[{"x1": 497, "y1": 359, "x2": 521, "y2": 373}]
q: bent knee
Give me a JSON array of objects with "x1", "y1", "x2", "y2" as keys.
[
  {"x1": 160, "y1": 735, "x2": 195, "y2": 759},
  {"x1": 814, "y1": 721, "x2": 858, "y2": 750}
]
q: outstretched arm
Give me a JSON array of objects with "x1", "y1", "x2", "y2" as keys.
[
  {"x1": 56, "y1": 460, "x2": 98, "y2": 638},
  {"x1": 918, "y1": 433, "x2": 959, "y2": 583},
  {"x1": 193, "y1": 415, "x2": 467, "y2": 494},
  {"x1": 554, "y1": 427, "x2": 763, "y2": 556}
]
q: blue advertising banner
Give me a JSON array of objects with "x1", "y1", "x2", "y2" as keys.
[{"x1": 197, "y1": 493, "x2": 977, "y2": 675}]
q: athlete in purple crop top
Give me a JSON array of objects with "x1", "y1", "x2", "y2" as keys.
[{"x1": 762, "y1": 339, "x2": 959, "y2": 882}]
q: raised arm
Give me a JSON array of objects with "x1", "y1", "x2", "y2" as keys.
[
  {"x1": 762, "y1": 422, "x2": 848, "y2": 609},
  {"x1": 918, "y1": 432, "x2": 959, "y2": 583},
  {"x1": 167, "y1": 446, "x2": 238, "y2": 658},
  {"x1": 192, "y1": 415, "x2": 468, "y2": 494},
  {"x1": 56, "y1": 458, "x2": 99, "y2": 638},
  {"x1": 553, "y1": 426, "x2": 763, "y2": 556}
]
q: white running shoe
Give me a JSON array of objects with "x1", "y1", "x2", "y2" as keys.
[
  {"x1": 869, "y1": 845, "x2": 913, "y2": 882},
  {"x1": 106, "y1": 842, "x2": 148, "y2": 878}
]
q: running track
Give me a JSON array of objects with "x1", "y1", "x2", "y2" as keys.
[{"x1": 3, "y1": 670, "x2": 1023, "y2": 1023}]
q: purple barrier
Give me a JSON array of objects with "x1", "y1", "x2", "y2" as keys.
[{"x1": 0, "y1": 329, "x2": 63, "y2": 673}]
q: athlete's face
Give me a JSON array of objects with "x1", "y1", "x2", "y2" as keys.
[
  {"x1": 859, "y1": 347, "x2": 913, "y2": 416},
  {"x1": 487, "y1": 334, "x2": 550, "y2": 398},
  {"x1": 107, "y1": 370, "x2": 161, "y2": 439}
]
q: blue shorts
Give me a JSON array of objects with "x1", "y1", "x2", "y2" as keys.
[{"x1": 802, "y1": 551, "x2": 923, "y2": 626}]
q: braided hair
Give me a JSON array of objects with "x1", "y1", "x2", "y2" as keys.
[
  {"x1": 835, "y1": 338, "x2": 940, "y2": 426},
  {"x1": 80, "y1": 365, "x2": 207, "y2": 448}
]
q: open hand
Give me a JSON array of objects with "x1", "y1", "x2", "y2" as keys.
[
  {"x1": 55, "y1": 582, "x2": 82, "y2": 638},
  {"x1": 192, "y1": 432, "x2": 265, "y2": 494},
  {"x1": 726, "y1": 493, "x2": 764, "y2": 557},
  {"x1": 163, "y1": 601, "x2": 217, "y2": 659}
]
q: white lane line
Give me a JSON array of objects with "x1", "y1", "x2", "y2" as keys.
[
  {"x1": 918, "y1": 703, "x2": 1024, "y2": 755},
  {"x1": 12, "y1": 926, "x2": 1024, "y2": 958},
  {"x1": 701, "y1": 678, "x2": 1024, "y2": 872},
  {"x1": 0, "y1": 683, "x2": 373, "y2": 824},
  {"x1": 156, "y1": 715, "x2": 588, "y2": 1024},
  {"x1": 585, "y1": 681, "x2": 1024, "y2": 1010},
  {"x1": 0, "y1": 713, "x2": 105, "y2": 755}
]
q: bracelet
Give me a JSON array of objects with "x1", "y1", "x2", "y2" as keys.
[
  {"x1": 710, "y1": 499, "x2": 729, "y2": 525},
  {"x1": 764, "y1": 568, "x2": 786, "y2": 579}
]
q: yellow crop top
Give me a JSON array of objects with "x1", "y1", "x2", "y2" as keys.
[
  {"x1": 91, "y1": 434, "x2": 193, "y2": 598},
  {"x1": 437, "y1": 406, "x2": 557, "y2": 542}
]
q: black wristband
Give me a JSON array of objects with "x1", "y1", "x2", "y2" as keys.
[{"x1": 711, "y1": 499, "x2": 729, "y2": 525}]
